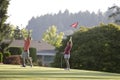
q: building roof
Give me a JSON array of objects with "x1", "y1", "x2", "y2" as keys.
[{"x1": 9, "y1": 40, "x2": 55, "y2": 52}]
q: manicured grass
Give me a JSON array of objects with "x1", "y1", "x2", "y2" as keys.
[{"x1": 0, "y1": 64, "x2": 120, "y2": 80}]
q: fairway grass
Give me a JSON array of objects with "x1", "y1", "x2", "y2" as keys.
[{"x1": 0, "y1": 64, "x2": 120, "y2": 80}]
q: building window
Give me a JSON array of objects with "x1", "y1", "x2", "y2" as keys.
[{"x1": 44, "y1": 56, "x2": 54, "y2": 62}]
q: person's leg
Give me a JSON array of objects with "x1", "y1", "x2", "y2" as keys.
[
  {"x1": 66, "y1": 58, "x2": 70, "y2": 70},
  {"x1": 29, "y1": 57, "x2": 33, "y2": 67},
  {"x1": 64, "y1": 54, "x2": 70, "y2": 70},
  {"x1": 67, "y1": 54, "x2": 70, "y2": 70},
  {"x1": 26, "y1": 51, "x2": 33, "y2": 67},
  {"x1": 22, "y1": 52, "x2": 26, "y2": 67}
]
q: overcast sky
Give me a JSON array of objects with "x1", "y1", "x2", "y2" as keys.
[{"x1": 6, "y1": 0, "x2": 120, "y2": 28}]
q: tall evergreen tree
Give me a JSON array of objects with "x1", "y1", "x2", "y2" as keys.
[
  {"x1": 108, "y1": 5, "x2": 120, "y2": 24},
  {"x1": 0, "y1": 0, "x2": 12, "y2": 56},
  {"x1": 0, "y1": 0, "x2": 10, "y2": 42}
]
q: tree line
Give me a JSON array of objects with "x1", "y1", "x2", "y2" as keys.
[{"x1": 26, "y1": 9, "x2": 112, "y2": 40}]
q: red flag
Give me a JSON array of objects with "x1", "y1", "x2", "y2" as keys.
[{"x1": 71, "y1": 22, "x2": 78, "y2": 28}]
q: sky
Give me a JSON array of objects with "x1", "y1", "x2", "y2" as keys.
[{"x1": 6, "y1": 0, "x2": 120, "y2": 29}]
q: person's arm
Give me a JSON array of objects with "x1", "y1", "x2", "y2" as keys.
[
  {"x1": 27, "y1": 38, "x2": 31, "y2": 45},
  {"x1": 64, "y1": 43, "x2": 68, "y2": 53},
  {"x1": 69, "y1": 37, "x2": 72, "y2": 41},
  {"x1": 64, "y1": 46, "x2": 67, "y2": 53}
]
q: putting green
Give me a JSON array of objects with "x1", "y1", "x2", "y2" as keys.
[{"x1": 0, "y1": 64, "x2": 120, "y2": 80}]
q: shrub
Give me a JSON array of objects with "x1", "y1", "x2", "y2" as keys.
[
  {"x1": 4, "y1": 52, "x2": 11, "y2": 57},
  {"x1": 3, "y1": 52, "x2": 11, "y2": 64},
  {"x1": 8, "y1": 47, "x2": 22, "y2": 55},
  {"x1": 29, "y1": 47, "x2": 37, "y2": 62},
  {"x1": 6, "y1": 55, "x2": 21, "y2": 65},
  {"x1": 8, "y1": 47, "x2": 37, "y2": 64},
  {"x1": 54, "y1": 23, "x2": 120, "y2": 73},
  {"x1": 51, "y1": 53, "x2": 64, "y2": 68}
]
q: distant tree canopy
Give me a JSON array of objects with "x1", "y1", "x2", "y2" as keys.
[
  {"x1": 26, "y1": 9, "x2": 111, "y2": 40},
  {"x1": 42, "y1": 25, "x2": 64, "y2": 47},
  {"x1": 52, "y1": 23, "x2": 120, "y2": 73},
  {"x1": 108, "y1": 5, "x2": 120, "y2": 24}
]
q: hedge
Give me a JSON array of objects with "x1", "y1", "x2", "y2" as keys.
[
  {"x1": 3, "y1": 52, "x2": 11, "y2": 64},
  {"x1": 8, "y1": 47, "x2": 37, "y2": 63},
  {"x1": 8, "y1": 47, "x2": 23, "y2": 55},
  {"x1": 29, "y1": 47, "x2": 37, "y2": 63},
  {"x1": 6, "y1": 55, "x2": 21, "y2": 64}
]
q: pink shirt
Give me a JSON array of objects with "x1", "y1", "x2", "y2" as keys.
[{"x1": 64, "y1": 44, "x2": 72, "y2": 54}]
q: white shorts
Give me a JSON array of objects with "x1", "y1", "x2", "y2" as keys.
[{"x1": 64, "y1": 54, "x2": 70, "y2": 59}]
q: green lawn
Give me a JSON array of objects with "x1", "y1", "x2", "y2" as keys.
[{"x1": 0, "y1": 64, "x2": 120, "y2": 80}]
